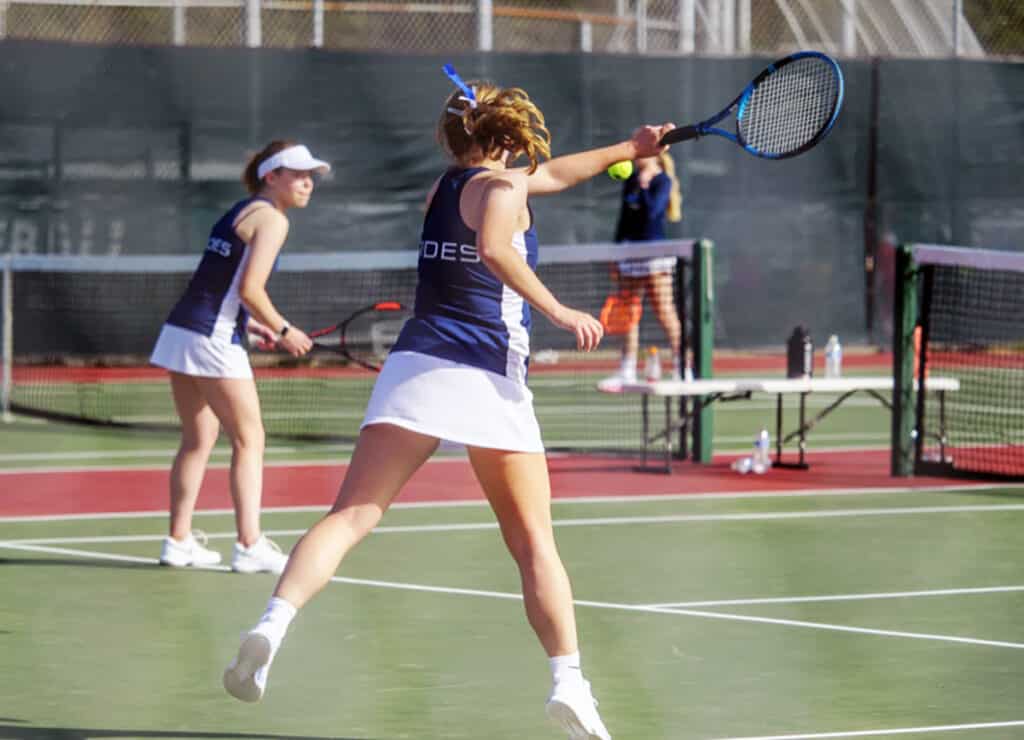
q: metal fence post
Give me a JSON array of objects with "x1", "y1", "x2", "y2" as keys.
[
  {"x1": 477, "y1": 0, "x2": 492, "y2": 51},
  {"x1": 245, "y1": 0, "x2": 261, "y2": 48},
  {"x1": 172, "y1": 0, "x2": 185, "y2": 45},
  {"x1": 579, "y1": 20, "x2": 592, "y2": 53},
  {"x1": 313, "y1": 0, "x2": 324, "y2": 48},
  {"x1": 636, "y1": 0, "x2": 647, "y2": 54},
  {"x1": 678, "y1": 0, "x2": 695, "y2": 53}
]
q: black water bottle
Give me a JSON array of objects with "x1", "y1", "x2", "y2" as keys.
[{"x1": 786, "y1": 326, "x2": 813, "y2": 378}]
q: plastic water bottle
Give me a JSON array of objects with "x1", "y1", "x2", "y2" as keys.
[
  {"x1": 752, "y1": 428, "x2": 771, "y2": 474},
  {"x1": 644, "y1": 346, "x2": 662, "y2": 382},
  {"x1": 730, "y1": 456, "x2": 753, "y2": 474},
  {"x1": 824, "y1": 334, "x2": 842, "y2": 378}
]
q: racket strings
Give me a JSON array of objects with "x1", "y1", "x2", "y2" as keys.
[{"x1": 739, "y1": 57, "x2": 840, "y2": 156}]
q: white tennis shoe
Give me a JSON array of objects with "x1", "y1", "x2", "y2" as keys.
[
  {"x1": 223, "y1": 630, "x2": 276, "y2": 702},
  {"x1": 159, "y1": 531, "x2": 222, "y2": 568},
  {"x1": 546, "y1": 679, "x2": 612, "y2": 740},
  {"x1": 597, "y1": 370, "x2": 637, "y2": 393},
  {"x1": 231, "y1": 535, "x2": 288, "y2": 574}
]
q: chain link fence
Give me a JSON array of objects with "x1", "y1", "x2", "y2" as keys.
[{"x1": 0, "y1": 0, "x2": 1021, "y2": 57}]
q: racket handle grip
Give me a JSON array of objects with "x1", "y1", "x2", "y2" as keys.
[{"x1": 660, "y1": 125, "x2": 701, "y2": 145}]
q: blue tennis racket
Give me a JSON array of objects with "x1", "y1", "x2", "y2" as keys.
[{"x1": 661, "y1": 51, "x2": 844, "y2": 159}]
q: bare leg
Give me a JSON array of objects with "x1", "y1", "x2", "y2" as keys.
[
  {"x1": 196, "y1": 376, "x2": 266, "y2": 546},
  {"x1": 273, "y1": 423, "x2": 439, "y2": 608},
  {"x1": 468, "y1": 446, "x2": 612, "y2": 738},
  {"x1": 168, "y1": 373, "x2": 219, "y2": 541},
  {"x1": 466, "y1": 447, "x2": 577, "y2": 657},
  {"x1": 621, "y1": 275, "x2": 644, "y2": 365},
  {"x1": 646, "y1": 271, "x2": 682, "y2": 359}
]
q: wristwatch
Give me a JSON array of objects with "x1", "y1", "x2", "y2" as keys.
[{"x1": 277, "y1": 322, "x2": 290, "y2": 340}]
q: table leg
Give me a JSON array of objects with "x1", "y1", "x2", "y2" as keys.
[
  {"x1": 641, "y1": 394, "x2": 649, "y2": 469},
  {"x1": 774, "y1": 393, "x2": 783, "y2": 465},
  {"x1": 664, "y1": 396, "x2": 672, "y2": 473},
  {"x1": 798, "y1": 392, "x2": 808, "y2": 466},
  {"x1": 939, "y1": 390, "x2": 948, "y2": 462}
]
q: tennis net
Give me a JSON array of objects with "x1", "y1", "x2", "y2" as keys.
[
  {"x1": 2, "y1": 239, "x2": 712, "y2": 455},
  {"x1": 896, "y1": 244, "x2": 1024, "y2": 480}
]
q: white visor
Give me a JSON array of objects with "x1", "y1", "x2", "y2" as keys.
[{"x1": 256, "y1": 144, "x2": 331, "y2": 180}]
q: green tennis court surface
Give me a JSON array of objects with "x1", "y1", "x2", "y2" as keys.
[
  {"x1": 4, "y1": 361, "x2": 1024, "y2": 739},
  {"x1": 3, "y1": 485, "x2": 1024, "y2": 739}
]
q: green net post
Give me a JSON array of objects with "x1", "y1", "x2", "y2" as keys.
[
  {"x1": 691, "y1": 239, "x2": 714, "y2": 463},
  {"x1": 1, "y1": 254, "x2": 11, "y2": 423},
  {"x1": 891, "y1": 243, "x2": 918, "y2": 476}
]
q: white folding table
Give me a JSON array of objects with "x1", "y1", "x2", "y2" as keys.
[{"x1": 600, "y1": 376, "x2": 961, "y2": 473}]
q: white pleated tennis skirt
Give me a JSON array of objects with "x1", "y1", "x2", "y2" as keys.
[
  {"x1": 150, "y1": 324, "x2": 253, "y2": 379},
  {"x1": 362, "y1": 351, "x2": 544, "y2": 453},
  {"x1": 617, "y1": 256, "x2": 676, "y2": 278}
]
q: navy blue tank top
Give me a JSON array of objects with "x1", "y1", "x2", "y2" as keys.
[
  {"x1": 391, "y1": 167, "x2": 539, "y2": 381},
  {"x1": 166, "y1": 196, "x2": 273, "y2": 344}
]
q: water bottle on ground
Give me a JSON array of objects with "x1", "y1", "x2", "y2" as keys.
[
  {"x1": 730, "y1": 456, "x2": 753, "y2": 474},
  {"x1": 824, "y1": 334, "x2": 842, "y2": 379},
  {"x1": 644, "y1": 346, "x2": 662, "y2": 382},
  {"x1": 732, "y1": 429, "x2": 771, "y2": 474},
  {"x1": 752, "y1": 428, "x2": 771, "y2": 474}
]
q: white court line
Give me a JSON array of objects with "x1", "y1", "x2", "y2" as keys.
[
  {"x1": 8, "y1": 502, "x2": 1024, "y2": 545},
  {"x1": 648, "y1": 584, "x2": 1024, "y2": 609},
  {"x1": 712, "y1": 719, "x2": 1024, "y2": 739},
  {"x1": 2, "y1": 540, "x2": 1022, "y2": 652},
  {"x1": 0, "y1": 484, "x2": 1018, "y2": 524}
]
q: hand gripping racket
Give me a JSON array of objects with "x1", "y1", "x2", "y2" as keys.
[
  {"x1": 307, "y1": 301, "x2": 411, "y2": 371},
  {"x1": 661, "y1": 51, "x2": 844, "y2": 159}
]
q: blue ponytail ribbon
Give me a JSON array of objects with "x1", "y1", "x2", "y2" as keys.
[{"x1": 443, "y1": 63, "x2": 477, "y2": 108}]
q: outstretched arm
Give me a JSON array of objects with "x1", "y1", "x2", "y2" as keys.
[{"x1": 520, "y1": 123, "x2": 675, "y2": 196}]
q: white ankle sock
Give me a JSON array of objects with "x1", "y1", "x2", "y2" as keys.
[
  {"x1": 621, "y1": 355, "x2": 637, "y2": 379},
  {"x1": 550, "y1": 651, "x2": 583, "y2": 686},
  {"x1": 254, "y1": 596, "x2": 297, "y2": 645}
]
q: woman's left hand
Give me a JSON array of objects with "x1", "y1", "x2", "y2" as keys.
[{"x1": 247, "y1": 321, "x2": 278, "y2": 351}]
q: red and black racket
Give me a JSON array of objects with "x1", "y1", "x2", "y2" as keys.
[{"x1": 308, "y1": 300, "x2": 411, "y2": 371}]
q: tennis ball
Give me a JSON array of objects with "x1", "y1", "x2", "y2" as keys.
[{"x1": 607, "y1": 160, "x2": 633, "y2": 181}]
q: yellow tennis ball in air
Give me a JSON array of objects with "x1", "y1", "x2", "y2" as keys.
[{"x1": 607, "y1": 160, "x2": 634, "y2": 181}]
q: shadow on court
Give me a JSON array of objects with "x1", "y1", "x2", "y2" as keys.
[{"x1": 0, "y1": 724, "x2": 368, "y2": 740}]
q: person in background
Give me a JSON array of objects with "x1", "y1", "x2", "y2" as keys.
[
  {"x1": 149, "y1": 140, "x2": 325, "y2": 573},
  {"x1": 598, "y1": 150, "x2": 685, "y2": 391}
]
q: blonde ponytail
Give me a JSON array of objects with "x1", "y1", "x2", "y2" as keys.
[
  {"x1": 659, "y1": 151, "x2": 683, "y2": 223},
  {"x1": 438, "y1": 82, "x2": 551, "y2": 173}
]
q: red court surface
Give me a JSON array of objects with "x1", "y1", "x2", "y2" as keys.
[{"x1": 0, "y1": 448, "x2": 958, "y2": 519}]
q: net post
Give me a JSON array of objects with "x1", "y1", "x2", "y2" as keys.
[
  {"x1": 1, "y1": 254, "x2": 12, "y2": 423},
  {"x1": 891, "y1": 243, "x2": 918, "y2": 476},
  {"x1": 912, "y1": 264, "x2": 935, "y2": 470},
  {"x1": 691, "y1": 239, "x2": 714, "y2": 463},
  {"x1": 674, "y1": 251, "x2": 688, "y2": 460}
]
